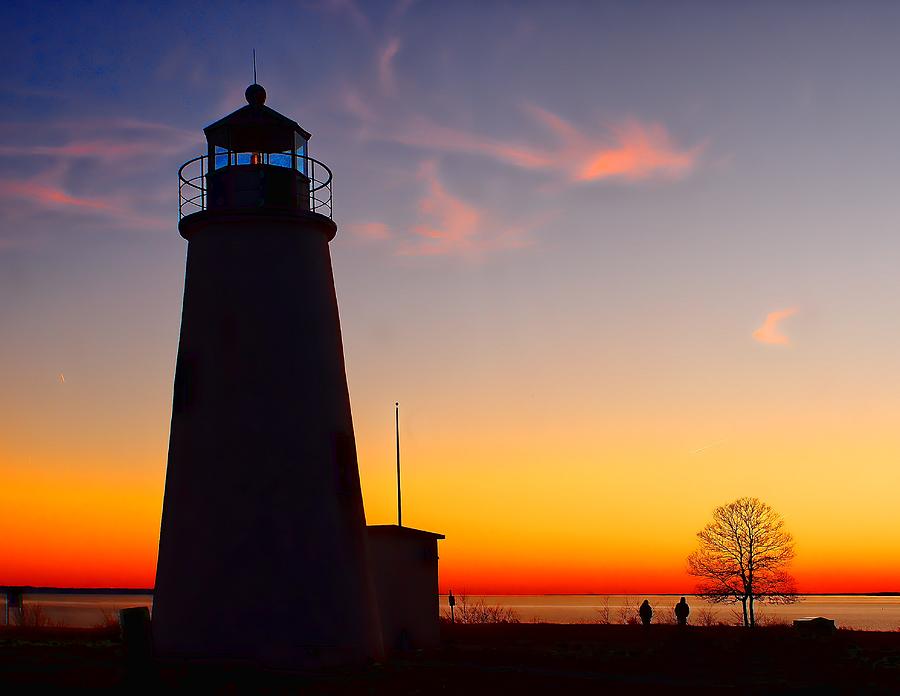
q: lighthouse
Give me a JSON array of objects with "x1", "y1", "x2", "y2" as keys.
[{"x1": 153, "y1": 83, "x2": 383, "y2": 667}]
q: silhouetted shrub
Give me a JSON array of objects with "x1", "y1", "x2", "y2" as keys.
[
  {"x1": 92, "y1": 609, "x2": 120, "y2": 631},
  {"x1": 694, "y1": 608, "x2": 723, "y2": 627},
  {"x1": 442, "y1": 594, "x2": 520, "y2": 624},
  {"x1": 617, "y1": 596, "x2": 640, "y2": 625},
  {"x1": 595, "y1": 596, "x2": 612, "y2": 624},
  {"x1": 19, "y1": 604, "x2": 60, "y2": 628},
  {"x1": 754, "y1": 612, "x2": 791, "y2": 627}
]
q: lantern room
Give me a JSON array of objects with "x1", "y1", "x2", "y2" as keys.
[
  {"x1": 204, "y1": 83, "x2": 310, "y2": 172},
  {"x1": 178, "y1": 82, "x2": 334, "y2": 218}
]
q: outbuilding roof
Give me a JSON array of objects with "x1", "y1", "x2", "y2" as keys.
[{"x1": 367, "y1": 524, "x2": 445, "y2": 540}]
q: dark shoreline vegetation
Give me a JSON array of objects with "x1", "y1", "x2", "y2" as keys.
[{"x1": 1, "y1": 623, "x2": 899, "y2": 693}]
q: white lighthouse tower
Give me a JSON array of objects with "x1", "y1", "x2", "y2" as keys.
[{"x1": 153, "y1": 83, "x2": 383, "y2": 667}]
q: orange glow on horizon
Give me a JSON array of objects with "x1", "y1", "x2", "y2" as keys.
[{"x1": 4, "y1": 394, "x2": 900, "y2": 593}]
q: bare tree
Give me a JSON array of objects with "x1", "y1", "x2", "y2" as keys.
[{"x1": 687, "y1": 497, "x2": 798, "y2": 627}]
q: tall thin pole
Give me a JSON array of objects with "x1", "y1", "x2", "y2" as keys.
[
  {"x1": 252, "y1": 49, "x2": 257, "y2": 83},
  {"x1": 395, "y1": 401, "x2": 402, "y2": 527}
]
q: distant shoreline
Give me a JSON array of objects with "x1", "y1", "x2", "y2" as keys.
[
  {"x1": 2, "y1": 587, "x2": 897, "y2": 598},
  {"x1": 0, "y1": 587, "x2": 153, "y2": 595}
]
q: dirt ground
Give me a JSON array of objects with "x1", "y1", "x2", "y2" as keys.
[{"x1": 1, "y1": 622, "x2": 899, "y2": 693}]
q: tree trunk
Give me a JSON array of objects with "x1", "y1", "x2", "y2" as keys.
[
  {"x1": 740, "y1": 598, "x2": 748, "y2": 627},
  {"x1": 749, "y1": 596, "x2": 756, "y2": 627}
]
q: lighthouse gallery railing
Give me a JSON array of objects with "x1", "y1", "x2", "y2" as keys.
[{"x1": 178, "y1": 152, "x2": 333, "y2": 220}]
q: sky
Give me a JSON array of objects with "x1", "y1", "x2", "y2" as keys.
[{"x1": 2, "y1": 1, "x2": 900, "y2": 593}]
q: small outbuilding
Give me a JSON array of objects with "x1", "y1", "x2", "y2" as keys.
[
  {"x1": 793, "y1": 616, "x2": 837, "y2": 635},
  {"x1": 367, "y1": 525, "x2": 445, "y2": 651}
]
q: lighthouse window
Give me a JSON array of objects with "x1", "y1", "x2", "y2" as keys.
[
  {"x1": 214, "y1": 146, "x2": 229, "y2": 170},
  {"x1": 270, "y1": 152, "x2": 292, "y2": 168},
  {"x1": 295, "y1": 142, "x2": 308, "y2": 175}
]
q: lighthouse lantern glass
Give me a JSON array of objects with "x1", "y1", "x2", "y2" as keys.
[
  {"x1": 294, "y1": 132, "x2": 308, "y2": 176},
  {"x1": 214, "y1": 146, "x2": 229, "y2": 170}
]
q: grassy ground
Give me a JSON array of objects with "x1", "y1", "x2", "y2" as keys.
[{"x1": 1, "y1": 623, "x2": 899, "y2": 693}]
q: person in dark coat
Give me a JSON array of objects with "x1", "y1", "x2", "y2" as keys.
[
  {"x1": 638, "y1": 599, "x2": 653, "y2": 626},
  {"x1": 674, "y1": 596, "x2": 690, "y2": 626}
]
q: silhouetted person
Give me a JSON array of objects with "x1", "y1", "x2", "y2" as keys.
[
  {"x1": 674, "y1": 596, "x2": 690, "y2": 626},
  {"x1": 639, "y1": 599, "x2": 653, "y2": 626}
]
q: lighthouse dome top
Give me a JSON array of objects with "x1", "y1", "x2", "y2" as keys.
[
  {"x1": 245, "y1": 82, "x2": 266, "y2": 106},
  {"x1": 204, "y1": 83, "x2": 311, "y2": 153}
]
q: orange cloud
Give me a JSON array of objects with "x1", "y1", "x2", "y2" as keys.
[
  {"x1": 576, "y1": 121, "x2": 698, "y2": 181},
  {"x1": 753, "y1": 308, "x2": 798, "y2": 345},
  {"x1": 0, "y1": 179, "x2": 111, "y2": 210},
  {"x1": 375, "y1": 107, "x2": 700, "y2": 184},
  {"x1": 525, "y1": 105, "x2": 700, "y2": 182}
]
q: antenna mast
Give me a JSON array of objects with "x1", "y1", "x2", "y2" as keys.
[
  {"x1": 252, "y1": 49, "x2": 257, "y2": 83},
  {"x1": 395, "y1": 402, "x2": 402, "y2": 527}
]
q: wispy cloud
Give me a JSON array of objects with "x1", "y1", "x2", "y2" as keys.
[
  {"x1": 0, "y1": 179, "x2": 111, "y2": 210},
  {"x1": 330, "y1": 39, "x2": 701, "y2": 261},
  {"x1": 372, "y1": 106, "x2": 701, "y2": 184},
  {"x1": 0, "y1": 118, "x2": 190, "y2": 238},
  {"x1": 387, "y1": 116, "x2": 549, "y2": 169},
  {"x1": 753, "y1": 308, "x2": 798, "y2": 345},
  {"x1": 318, "y1": 0, "x2": 372, "y2": 35},
  {"x1": 524, "y1": 106, "x2": 699, "y2": 182},
  {"x1": 573, "y1": 122, "x2": 697, "y2": 181},
  {"x1": 0, "y1": 119, "x2": 195, "y2": 163},
  {"x1": 0, "y1": 173, "x2": 166, "y2": 231},
  {"x1": 400, "y1": 160, "x2": 481, "y2": 256},
  {"x1": 351, "y1": 161, "x2": 532, "y2": 259},
  {"x1": 691, "y1": 440, "x2": 725, "y2": 455},
  {"x1": 347, "y1": 221, "x2": 392, "y2": 241},
  {"x1": 378, "y1": 38, "x2": 401, "y2": 92},
  {"x1": 340, "y1": 86, "x2": 378, "y2": 132}
]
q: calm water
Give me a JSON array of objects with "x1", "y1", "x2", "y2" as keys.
[
  {"x1": 441, "y1": 595, "x2": 900, "y2": 631},
  {"x1": 2, "y1": 594, "x2": 899, "y2": 631}
]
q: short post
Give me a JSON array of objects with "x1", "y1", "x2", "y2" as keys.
[
  {"x1": 448, "y1": 590, "x2": 455, "y2": 624},
  {"x1": 119, "y1": 607, "x2": 153, "y2": 683},
  {"x1": 7, "y1": 589, "x2": 23, "y2": 627}
]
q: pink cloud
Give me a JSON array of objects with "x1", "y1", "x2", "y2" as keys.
[
  {"x1": 396, "y1": 161, "x2": 531, "y2": 258},
  {"x1": 0, "y1": 179, "x2": 111, "y2": 210},
  {"x1": 378, "y1": 38, "x2": 401, "y2": 92},
  {"x1": 341, "y1": 87, "x2": 377, "y2": 127},
  {"x1": 0, "y1": 120, "x2": 195, "y2": 164},
  {"x1": 0, "y1": 154, "x2": 167, "y2": 231},
  {"x1": 376, "y1": 106, "x2": 701, "y2": 184},
  {"x1": 0, "y1": 121, "x2": 200, "y2": 165},
  {"x1": 518, "y1": 105, "x2": 701, "y2": 182},
  {"x1": 346, "y1": 162, "x2": 533, "y2": 259},
  {"x1": 0, "y1": 118, "x2": 191, "y2": 236},
  {"x1": 574, "y1": 120, "x2": 698, "y2": 182},
  {"x1": 753, "y1": 308, "x2": 798, "y2": 345},
  {"x1": 347, "y1": 221, "x2": 392, "y2": 240}
]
